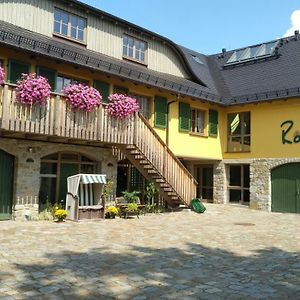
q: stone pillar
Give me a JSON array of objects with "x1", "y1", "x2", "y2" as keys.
[{"x1": 213, "y1": 161, "x2": 227, "y2": 204}]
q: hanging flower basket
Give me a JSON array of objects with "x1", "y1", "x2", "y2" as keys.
[
  {"x1": 106, "y1": 93, "x2": 139, "y2": 118},
  {"x1": 0, "y1": 66, "x2": 5, "y2": 85},
  {"x1": 63, "y1": 83, "x2": 102, "y2": 112},
  {"x1": 15, "y1": 73, "x2": 51, "y2": 105}
]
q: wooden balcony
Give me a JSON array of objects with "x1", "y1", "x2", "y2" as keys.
[{"x1": 0, "y1": 84, "x2": 196, "y2": 206}]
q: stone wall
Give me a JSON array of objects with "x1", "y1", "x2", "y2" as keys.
[
  {"x1": 250, "y1": 158, "x2": 300, "y2": 212},
  {"x1": 0, "y1": 138, "x2": 117, "y2": 220},
  {"x1": 213, "y1": 161, "x2": 227, "y2": 204}
]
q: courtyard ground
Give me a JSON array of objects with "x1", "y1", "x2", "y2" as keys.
[{"x1": 0, "y1": 204, "x2": 299, "y2": 300}]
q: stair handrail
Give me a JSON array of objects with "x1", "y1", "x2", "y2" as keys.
[{"x1": 135, "y1": 112, "x2": 198, "y2": 185}]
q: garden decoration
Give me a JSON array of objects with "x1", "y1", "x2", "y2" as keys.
[
  {"x1": 0, "y1": 66, "x2": 5, "y2": 85},
  {"x1": 63, "y1": 83, "x2": 102, "y2": 112},
  {"x1": 106, "y1": 93, "x2": 139, "y2": 118},
  {"x1": 105, "y1": 206, "x2": 118, "y2": 219},
  {"x1": 54, "y1": 208, "x2": 68, "y2": 222},
  {"x1": 15, "y1": 73, "x2": 51, "y2": 105}
]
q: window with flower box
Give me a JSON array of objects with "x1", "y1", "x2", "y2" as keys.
[
  {"x1": 54, "y1": 8, "x2": 87, "y2": 43},
  {"x1": 56, "y1": 74, "x2": 88, "y2": 92},
  {"x1": 129, "y1": 93, "x2": 150, "y2": 120},
  {"x1": 123, "y1": 35, "x2": 147, "y2": 64}
]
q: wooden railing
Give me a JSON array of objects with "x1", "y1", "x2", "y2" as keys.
[
  {"x1": 134, "y1": 114, "x2": 196, "y2": 206},
  {"x1": 0, "y1": 84, "x2": 196, "y2": 205}
]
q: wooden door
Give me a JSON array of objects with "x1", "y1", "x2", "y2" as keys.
[{"x1": 0, "y1": 149, "x2": 14, "y2": 220}]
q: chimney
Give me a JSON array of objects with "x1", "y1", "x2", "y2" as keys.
[
  {"x1": 295, "y1": 30, "x2": 299, "y2": 40},
  {"x1": 222, "y1": 48, "x2": 226, "y2": 54}
]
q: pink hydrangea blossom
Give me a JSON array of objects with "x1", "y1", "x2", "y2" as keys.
[
  {"x1": 15, "y1": 73, "x2": 51, "y2": 105},
  {"x1": 106, "y1": 93, "x2": 140, "y2": 118},
  {"x1": 0, "y1": 66, "x2": 5, "y2": 85},
  {"x1": 63, "y1": 84, "x2": 102, "y2": 112}
]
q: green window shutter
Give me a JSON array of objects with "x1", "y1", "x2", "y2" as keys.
[
  {"x1": 154, "y1": 96, "x2": 167, "y2": 128},
  {"x1": 179, "y1": 102, "x2": 190, "y2": 132},
  {"x1": 8, "y1": 60, "x2": 30, "y2": 83},
  {"x1": 209, "y1": 109, "x2": 219, "y2": 137},
  {"x1": 113, "y1": 85, "x2": 129, "y2": 95},
  {"x1": 94, "y1": 80, "x2": 110, "y2": 103},
  {"x1": 36, "y1": 66, "x2": 57, "y2": 91}
]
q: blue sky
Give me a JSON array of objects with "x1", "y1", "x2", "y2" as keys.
[{"x1": 83, "y1": 0, "x2": 300, "y2": 54}]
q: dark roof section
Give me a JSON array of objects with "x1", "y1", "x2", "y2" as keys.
[
  {"x1": 60, "y1": 0, "x2": 208, "y2": 87},
  {"x1": 209, "y1": 35, "x2": 300, "y2": 105},
  {"x1": 0, "y1": 20, "x2": 222, "y2": 104}
]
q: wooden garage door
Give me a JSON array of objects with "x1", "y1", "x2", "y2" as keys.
[
  {"x1": 0, "y1": 149, "x2": 15, "y2": 220},
  {"x1": 271, "y1": 163, "x2": 300, "y2": 213}
]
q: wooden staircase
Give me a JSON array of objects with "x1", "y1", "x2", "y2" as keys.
[
  {"x1": 0, "y1": 84, "x2": 197, "y2": 206},
  {"x1": 119, "y1": 114, "x2": 197, "y2": 207}
]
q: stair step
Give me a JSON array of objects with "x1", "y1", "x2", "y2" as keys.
[
  {"x1": 167, "y1": 192, "x2": 177, "y2": 196},
  {"x1": 163, "y1": 187, "x2": 173, "y2": 192},
  {"x1": 134, "y1": 155, "x2": 144, "y2": 160},
  {"x1": 125, "y1": 145, "x2": 136, "y2": 150},
  {"x1": 130, "y1": 150, "x2": 140, "y2": 155},
  {"x1": 139, "y1": 160, "x2": 149, "y2": 165},
  {"x1": 143, "y1": 165, "x2": 152, "y2": 169},
  {"x1": 160, "y1": 183, "x2": 169, "y2": 187},
  {"x1": 171, "y1": 196, "x2": 179, "y2": 200},
  {"x1": 147, "y1": 170, "x2": 158, "y2": 174},
  {"x1": 154, "y1": 178, "x2": 165, "y2": 183}
]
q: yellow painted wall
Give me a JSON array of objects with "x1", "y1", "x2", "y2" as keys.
[
  {"x1": 222, "y1": 99, "x2": 300, "y2": 159},
  {"x1": 168, "y1": 99, "x2": 223, "y2": 160}
]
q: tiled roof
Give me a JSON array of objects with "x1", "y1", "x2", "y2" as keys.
[{"x1": 0, "y1": 20, "x2": 222, "y2": 104}]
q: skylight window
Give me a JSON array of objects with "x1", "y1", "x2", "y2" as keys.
[
  {"x1": 191, "y1": 55, "x2": 204, "y2": 65},
  {"x1": 226, "y1": 41, "x2": 278, "y2": 65}
]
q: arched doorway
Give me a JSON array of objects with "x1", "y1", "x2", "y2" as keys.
[
  {"x1": 0, "y1": 149, "x2": 15, "y2": 220},
  {"x1": 39, "y1": 152, "x2": 97, "y2": 209},
  {"x1": 271, "y1": 163, "x2": 300, "y2": 213}
]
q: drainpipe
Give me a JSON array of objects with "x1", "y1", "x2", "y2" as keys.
[{"x1": 166, "y1": 94, "x2": 180, "y2": 147}]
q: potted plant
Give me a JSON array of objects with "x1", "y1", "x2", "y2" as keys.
[
  {"x1": 122, "y1": 190, "x2": 140, "y2": 203},
  {"x1": 15, "y1": 73, "x2": 51, "y2": 105},
  {"x1": 54, "y1": 209, "x2": 68, "y2": 222},
  {"x1": 63, "y1": 83, "x2": 102, "y2": 112},
  {"x1": 106, "y1": 93, "x2": 139, "y2": 118},
  {"x1": 0, "y1": 66, "x2": 5, "y2": 85},
  {"x1": 105, "y1": 206, "x2": 118, "y2": 219}
]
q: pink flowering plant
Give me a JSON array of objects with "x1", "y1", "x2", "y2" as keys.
[
  {"x1": 63, "y1": 84, "x2": 102, "y2": 112},
  {"x1": 0, "y1": 66, "x2": 5, "y2": 85},
  {"x1": 15, "y1": 73, "x2": 51, "y2": 105},
  {"x1": 106, "y1": 94, "x2": 139, "y2": 118}
]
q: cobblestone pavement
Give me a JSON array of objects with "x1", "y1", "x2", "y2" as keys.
[{"x1": 0, "y1": 204, "x2": 300, "y2": 300}]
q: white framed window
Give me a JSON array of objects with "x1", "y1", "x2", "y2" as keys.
[
  {"x1": 129, "y1": 93, "x2": 150, "y2": 120},
  {"x1": 123, "y1": 35, "x2": 147, "y2": 64},
  {"x1": 191, "y1": 108, "x2": 205, "y2": 134},
  {"x1": 54, "y1": 8, "x2": 86, "y2": 42},
  {"x1": 56, "y1": 74, "x2": 88, "y2": 92}
]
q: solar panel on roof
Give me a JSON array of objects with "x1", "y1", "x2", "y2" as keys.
[{"x1": 226, "y1": 41, "x2": 278, "y2": 65}]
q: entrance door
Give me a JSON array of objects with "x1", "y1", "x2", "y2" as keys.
[
  {"x1": 58, "y1": 163, "x2": 79, "y2": 203},
  {"x1": 271, "y1": 163, "x2": 300, "y2": 213},
  {"x1": 0, "y1": 149, "x2": 14, "y2": 220},
  {"x1": 196, "y1": 166, "x2": 213, "y2": 202}
]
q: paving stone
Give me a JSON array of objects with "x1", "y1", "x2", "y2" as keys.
[{"x1": 0, "y1": 204, "x2": 299, "y2": 299}]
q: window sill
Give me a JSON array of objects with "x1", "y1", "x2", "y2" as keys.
[
  {"x1": 122, "y1": 56, "x2": 148, "y2": 67},
  {"x1": 225, "y1": 151, "x2": 251, "y2": 153},
  {"x1": 53, "y1": 33, "x2": 87, "y2": 46},
  {"x1": 189, "y1": 132, "x2": 208, "y2": 138}
]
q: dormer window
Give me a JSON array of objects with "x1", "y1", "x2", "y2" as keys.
[
  {"x1": 123, "y1": 34, "x2": 147, "y2": 64},
  {"x1": 54, "y1": 8, "x2": 86, "y2": 43}
]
